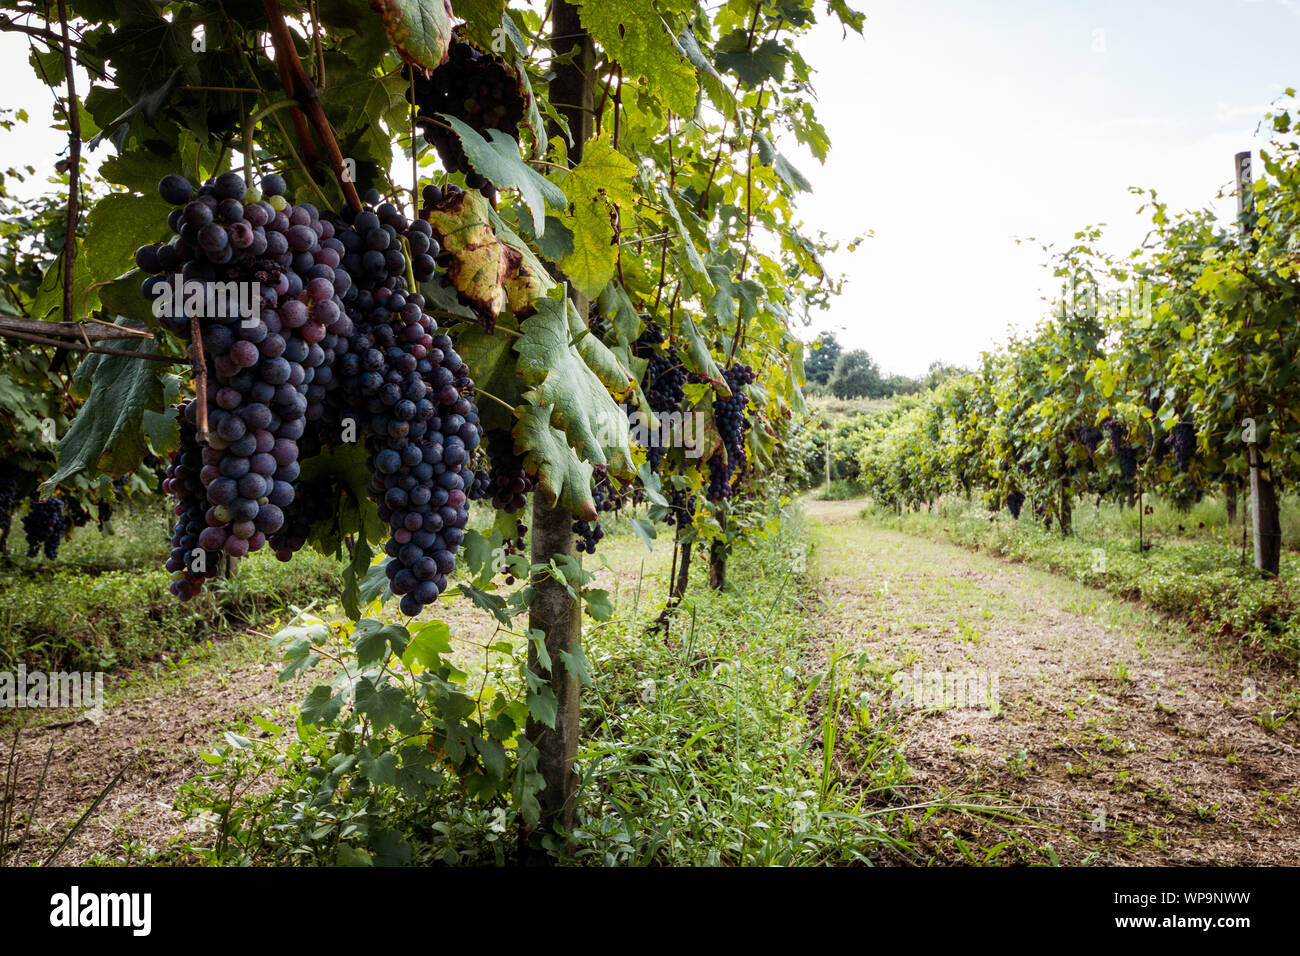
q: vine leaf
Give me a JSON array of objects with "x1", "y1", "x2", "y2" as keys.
[
  {"x1": 565, "y1": 298, "x2": 636, "y2": 399},
  {"x1": 439, "y1": 118, "x2": 566, "y2": 235},
  {"x1": 512, "y1": 403, "x2": 597, "y2": 520},
  {"x1": 426, "y1": 188, "x2": 553, "y2": 330},
  {"x1": 46, "y1": 336, "x2": 166, "y2": 489},
  {"x1": 714, "y1": 30, "x2": 787, "y2": 87},
  {"x1": 453, "y1": 314, "x2": 523, "y2": 434},
  {"x1": 677, "y1": 313, "x2": 729, "y2": 395},
  {"x1": 551, "y1": 135, "x2": 637, "y2": 298},
  {"x1": 658, "y1": 184, "x2": 712, "y2": 294},
  {"x1": 516, "y1": 298, "x2": 636, "y2": 479},
  {"x1": 452, "y1": 0, "x2": 506, "y2": 49},
  {"x1": 570, "y1": 0, "x2": 697, "y2": 117},
  {"x1": 756, "y1": 131, "x2": 812, "y2": 193},
  {"x1": 675, "y1": 27, "x2": 736, "y2": 120},
  {"x1": 596, "y1": 280, "x2": 643, "y2": 346},
  {"x1": 369, "y1": 0, "x2": 454, "y2": 70},
  {"x1": 486, "y1": 206, "x2": 557, "y2": 315}
]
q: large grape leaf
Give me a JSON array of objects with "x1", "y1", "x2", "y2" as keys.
[
  {"x1": 570, "y1": 0, "x2": 697, "y2": 118},
  {"x1": 678, "y1": 313, "x2": 729, "y2": 395},
  {"x1": 512, "y1": 404, "x2": 597, "y2": 521},
  {"x1": 452, "y1": 0, "x2": 505, "y2": 50},
  {"x1": 564, "y1": 298, "x2": 635, "y2": 399},
  {"x1": 516, "y1": 298, "x2": 635, "y2": 479},
  {"x1": 369, "y1": 0, "x2": 453, "y2": 69},
  {"x1": 485, "y1": 206, "x2": 557, "y2": 315},
  {"x1": 596, "y1": 280, "x2": 643, "y2": 346},
  {"x1": 440, "y1": 118, "x2": 565, "y2": 235},
  {"x1": 551, "y1": 135, "x2": 637, "y2": 298},
  {"x1": 714, "y1": 30, "x2": 788, "y2": 87},
  {"x1": 46, "y1": 335, "x2": 168, "y2": 488},
  {"x1": 556, "y1": 198, "x2": 615, "y2": 300}
]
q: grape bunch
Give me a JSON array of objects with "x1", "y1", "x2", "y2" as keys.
[
  {"x1": 408, "y1": 40, "x2": 530, "y2": 197},
  {"x1": 332, "y1": 191, "x2": 484, "y2": 617},
  {"x1": 1005, "y1": 490, "x2": 1025, "y2": 519},
  {"x1": 705, "y1": 365, "x2": 756, "y2": 503},
  {"x1": 1074, "y1": 425, "x2": 1102, "y2": 455},
  {"x1": 162, "y1": 404, "x2": 221, "y2": 599},
  {"x1": 1168, "y1": 422, "x2": 1195, "y2": 472},
  {"x1": 1103, "y1": 418, "x2": 1137, "y2": 481},
  {"x1": 572, "y1": 465, "x2": 612, "y2": 554},
  {"x1": 666, "y1": 488, "x2": 696, "y2": 528},
  {"x1": 137, "y1": 169, "x2": 351, "y2": 577},
  {"x1": 470, "y1": 428, "x2": 536, "y2": 513},
  {"x1": 22, "y1": 497, "x2": 65, "y2": 559},
  {"x1": 638, "y1": 332, "x2": 688, "y2": 474}
]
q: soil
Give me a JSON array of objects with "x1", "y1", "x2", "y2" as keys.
[{"x1": 805, "y1": 498, "x2": 1300, "y2": 865}]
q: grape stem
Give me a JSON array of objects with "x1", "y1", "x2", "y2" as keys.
[
  {"x1": 51, "y1": 0, "x2": 80, "y2": 375},
  {"x1": 242, "y1": 100, "x2": 300, "y2": 189},
  {"x1": 187, "y1": 315, "x2": 210, "y2": 444},
  {"x1": 474, "y1": 387, "x2": 516, "y2": 414},
  {"x1": 261, "y1": 0, "x2": 362, "y2": 212}
]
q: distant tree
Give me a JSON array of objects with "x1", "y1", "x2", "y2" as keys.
[
  {"x1": 804, "y1": 332, "x2": 841, "y2": 386},
  {"x1": 829, "y1": 349, "x2": 884, "y2": 399},
  {"x1": 924, "y1": 361, "x2": 966, "y2": 390},
  {"x1": 882, "y1": 374, "x2": 924, "y2": 396}
]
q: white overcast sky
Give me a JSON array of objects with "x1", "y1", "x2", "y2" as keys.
[
  {"x1": 3, "y1": 2, "x2": 1299, "y2": 376},
  {"x1": 794, "y1": 0, "x2": 1300, "y2": 376}
]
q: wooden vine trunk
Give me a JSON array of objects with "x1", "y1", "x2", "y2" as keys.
[
  {"x1": 520, "y1": 0, "x2": 594, "y2": 853},
  {"x1": 708, "y1": 538, "x2": 726, "y2": 590}
]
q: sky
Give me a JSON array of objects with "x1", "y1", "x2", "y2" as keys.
[
  {"x1": 794, "y1": 0, "x2": 1300, "y2": 376},
  {"x1": 3, "y1": 2, "x2": 1299, "y2": 377}
]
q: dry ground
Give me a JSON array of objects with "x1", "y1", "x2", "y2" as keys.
[{"x1": 806, "y1": 498, "x2": 1300, "y2": 864}]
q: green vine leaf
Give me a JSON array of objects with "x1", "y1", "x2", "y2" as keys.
[
  {"x1": 369, "y1": 0, "x2": 453, "y2": 70},
  {"x1": 516, "y1": 298, "x2": 636, "y2": 479},
  {"x1": 512, "y1": 403, "x2": 597, "y2": 520},
  {"x1": 570, "y1": 0, "x2": 697, "y2": 118},
  {"x1": 46, "y1": 336, "x2": 167, "y2": 489},
  {"x1": 439, "y1": 117, "x2": 566, "y2": 235}
]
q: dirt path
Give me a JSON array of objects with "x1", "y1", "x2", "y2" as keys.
[{"x1": 806, "y1": 498, "x2": 1300, "y2": 864}]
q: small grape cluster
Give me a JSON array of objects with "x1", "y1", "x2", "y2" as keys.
[
  {"x1": 666, "y1": 488, "x2": 696, "y2": 528},
  {"x1": 1005, "y1": 490, "x2": 1025, "y2": 519},
  {"x1": 162, "y1": 404, "x2": 223, "y2": 598},
  {"x1": 408, "y1": 40, "x2": 530, "y2": 197},
  {"x1": 22, "y1": 497, "x2": 65, "y2": 559},
  {"x1": 572, "y1": 465, "x2": 612, "y2": 554},
  {"x1": 1103, "y1": 418, "x2": 1136, "y2": 481},
  {"x1": 1167, "y1": 422, "x2": 1195, "y2": 472},
  {"x1": 705, "y1": 364, "x2": 756, "y2": 502},
  {"x1": 470, "y1": 428, "x2": 535, "y2": 513},
  {"x1": 1074, "y1": 425, "x2": 1102, "y2": 455}
]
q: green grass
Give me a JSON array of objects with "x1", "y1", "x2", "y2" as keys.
[
  {"x1": 0, "y1": 503, "x2": 343, "y2": 672},
  {"x1": 866, "y1": 495, "x2": 1300, "y2": 660},
  {"x1": 162, "y1": 510, "x2": 1000, "y2": 866}
]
